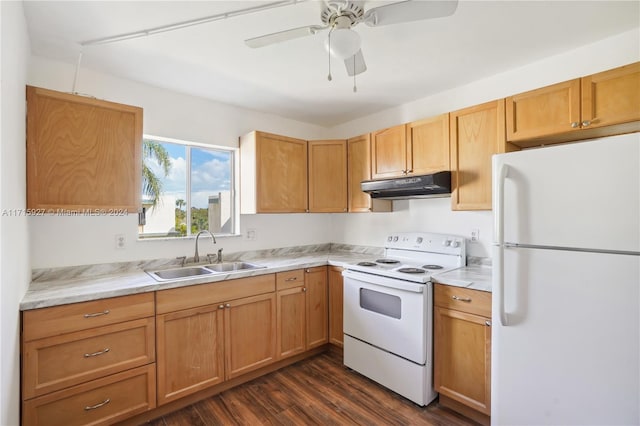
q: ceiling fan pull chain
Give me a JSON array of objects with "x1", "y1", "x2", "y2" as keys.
[
  {"x1": 353, "y1": 55, "x2": 357, "y2": 92},
  {"x1": 327, "y1": 29, "x2": 333, "y2": 81}
]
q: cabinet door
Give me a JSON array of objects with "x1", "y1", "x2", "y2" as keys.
[
  {"x1": 308, "y1": 140, "x2": 348, "y2": 213},
  {"x1": 434, "y1": 306, "x2": 491, "y2": 416},
  {"x1": 276, "y1": 286, "x2": 306, "y2": 359},
  {"x1": 406, "y1": 114, "x2": 450, "y2": 175},
  {"x1": 450, "y1": 100, "x2": 506, "y2": 210},
  {"x1": 371, "y1": 124, "x2": 407, "y2": 178},
  {"x1": 328, "y1": 266, "x2": 344, "y2": 347},
  {"x1": 156, "y1": 304, "x2": 225, "y2": 405},
  {"x1": 255, "y1": 132, "x2": 308, "y2": 213},
  {"x1": 347, "y1": 134, "x2": 372, "y2": 212},
  {"x1": 26, "y1": 86, "x2": 142, "y2": 212},
  {"x1": 225, "y1": 293, "x2": 277, "y2": 379},
  {"x1": 347, "y1": 135, "x2": 392, "y2": 213},
  {"x1": 505, "y1": 79, "x2": 581, "y2": 142},
  {"x1": 305, "y1": 267, "x2": 328, "y2": 349},
  {"x1": 582, "y1": 62, "x2": 640, "y2": 129}
]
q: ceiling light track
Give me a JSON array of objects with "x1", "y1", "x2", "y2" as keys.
[{"x1": 80, "y1": 0, "x2": 307, "y2": 47}]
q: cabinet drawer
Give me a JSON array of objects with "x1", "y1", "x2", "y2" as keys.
[
  {"x1": 434, "y1": 284, "x2": 491, "y2": 317},
  {"x1": 23, "y1": 317, "x2": 155, "y2": 399},
  {"x1": 276, "y1": 270, "x2": 304, "y2": 291},
  {"x1": 22, "y1": 364, "x2": 156, "y2": 426},
  {"x1": 22, "y1": 293, "x2": 155, "y2": 341},
  {"x1": 156, "y1": 274, "x2": 276, "y2": 314}
]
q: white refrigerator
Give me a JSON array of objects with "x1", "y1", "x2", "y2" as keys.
[{"x1": 492, "y1": 132, "x2": 640, "y2": 425}]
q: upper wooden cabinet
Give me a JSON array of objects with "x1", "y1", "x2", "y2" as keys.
[
  {"x1": 506, "y1": 62, "x2": 640, "y2": 146},
  {"x1": 347, "y1": 134, "x2": 392, "y2": 213},
  {"x1": 308, "y1": 140, "x2": 347, "y2": 213},
  {"x1": 371, "y1": 124, "x2": 407, "y2": 178},
  {"x1": 371, "y1": 115, "x2": 450, "y2": 179},
  {"x1": 26, "y1": 86, "x2": 142, "y2": 212},
  {"x1": 434, "y1": 284, "x2": 492, "y2": 424},
  {"x1": 450, "y1": 99, "x2": 509, "y2": 211},
  {"x1": 240, "y1": 131, "x2": 308, "y2": 214},
  {"x1": 406, "y1": 113, "x2": 450, "y2": 175}
]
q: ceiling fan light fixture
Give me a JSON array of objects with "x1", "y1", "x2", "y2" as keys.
[{"x1": 325, "y1": 28, "x2": 361, "y2": 60}]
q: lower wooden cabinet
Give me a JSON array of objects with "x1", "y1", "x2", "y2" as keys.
[
  {"x1": 21, "y1": 294, "x2": 157, "y2": 426},
  {"x1": 23, "y1": 364, "x2": 155, "y2": 426},
  {"x1": 225, "y1": 293, "x2": 277, "y2": 379},
  {"x1": 276, "y1": 267, "x2": 329, "y2": 360},
  {"x1": 156, "y1": 304, "x2": 225, "y2": 405},
  {"x1": 305, "y1": 267, "x2": 329, "y2": 349},
  {"x1": 328, "y1": 266, "x2": 344, "y2": 347},
  {"x1": 434, "y1": 284, "x2": 491, "y2": 423},
  {"x1": 156, "y1": 276, "x2": 277, "y2": 404}
]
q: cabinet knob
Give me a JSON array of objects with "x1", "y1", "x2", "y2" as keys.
[
  {"x1": 218, "y1": 304, "x2": 225, "y2": 309},
  {"x1": 581, "y1": 120, "x2": 591, "y2": 127},
  {"x1": 302, "y1": 287, "x2": 307, "y2": 292},
  {"x1": 225, "y1": 303, "x2": 231, "y2": 308},
  {"x1": 570, "y1": 121, "x2": 580, "y2": 128},
  {"x1": 485, "y1": 320, "x2": 492, "y2": 326}
]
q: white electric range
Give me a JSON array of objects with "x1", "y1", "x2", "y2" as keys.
[{"x1": 342, "y1": 232, "x2": 466, "y2": 406}]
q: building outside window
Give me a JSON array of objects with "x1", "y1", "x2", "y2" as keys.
[{"x1": 139, "y1": 135, "x2": 236, "y2": 238}]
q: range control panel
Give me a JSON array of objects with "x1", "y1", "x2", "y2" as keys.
[{"x1": 384, "y1": 232, "x2": 466, "y2": 256}]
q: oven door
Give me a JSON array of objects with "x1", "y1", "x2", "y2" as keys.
[{"x1": 342, "y1": 269, "x2": 429, "y2": 365}]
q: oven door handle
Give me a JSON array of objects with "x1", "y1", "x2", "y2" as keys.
[{"x1": 342, "y1": 270, "x2": 425, "y2": 293}]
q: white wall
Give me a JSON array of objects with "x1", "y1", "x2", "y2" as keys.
[
  {"x1": 27, "y1": 57, "x2": 333, "y2": 268},
  {"x1": 328, "y1": 28, "x2": 640, "y2": 257},
  {"x1": 1, "y1": 2, "x2": 31, "y2": 425}
]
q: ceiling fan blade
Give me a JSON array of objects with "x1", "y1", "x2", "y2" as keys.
[
  {"x1": 245, "y1": 25, "x2": 327, "y2": 48},
  {"x1": 363, "y1": 0, "x2": 458, "y2": 27},
  {"x1": 344, "y1": 49, "x2": 367, "y2": 76}
]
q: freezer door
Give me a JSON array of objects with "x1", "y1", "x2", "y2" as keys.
[
  {"x1": 493, "y1": 133, "x2": 640, "y2": 253},
  {"x1": 492, "y1": 247, "x2": 639, "y2": 425}
]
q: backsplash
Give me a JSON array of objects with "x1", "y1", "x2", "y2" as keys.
[{"x1": 31, "y1": 243, "x2": 384, "y2": 283}]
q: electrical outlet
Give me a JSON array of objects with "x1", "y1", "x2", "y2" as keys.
[
  {"x1": 470, "y1": 229, "x2": 480, "y2": 243},
  {"x1": 246, "y1": 229, "x2": 256, "y2": 241},
  {"x1": 115, "y1": 234, "x2": 126, "y2": 249}
]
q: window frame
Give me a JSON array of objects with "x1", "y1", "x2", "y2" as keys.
[{"x1": 139, "y1": 134, "x2": 240, "y2": 240}]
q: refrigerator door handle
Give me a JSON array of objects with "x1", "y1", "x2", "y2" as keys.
[{"x1": 495, "y1": 163, "x2": 510, "y2": 326}]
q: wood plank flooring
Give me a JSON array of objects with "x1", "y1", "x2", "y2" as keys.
[{"x1": 143, "y1": 349, "x2": 479, "y2": 426}]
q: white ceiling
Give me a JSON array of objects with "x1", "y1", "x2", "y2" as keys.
[{"x1": 23, "y1": 1, "x2": 640, "y2": 127}]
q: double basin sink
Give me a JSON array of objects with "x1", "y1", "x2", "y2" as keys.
[{"x1": 146, "y1": 262, "x2": 266, "y2": 282}]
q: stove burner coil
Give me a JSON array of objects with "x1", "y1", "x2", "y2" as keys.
[
  {"x1": 422, "y1": 264, "x2": 444, "y2": 270},
  {"x1": 376, "y1": 258, "x2": 400, "y2": 264},
  {"x1": 397, "y1": 267, "x2": 426, "y2": 274},
  {"x1": 357, "y1": 262, "x2": 377, "y2": 267}
]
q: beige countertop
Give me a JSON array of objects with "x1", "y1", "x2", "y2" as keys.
[
  {"x1": 432, "y1": 265, "x2": 492, "y2": 292},
  {"x1": 21, "y1": 250, "x2": 492, "y2": 310}
]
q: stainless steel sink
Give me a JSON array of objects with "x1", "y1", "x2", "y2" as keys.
[
  {"x1": 146, "y1": 262, "x2": 266, "y2": 282},
  {"x1": 146, "y1": 266, "x2": 214, "y2": 282},
  {"x1": 205, "y1": 262, "x2": 266, "y2": 272}
]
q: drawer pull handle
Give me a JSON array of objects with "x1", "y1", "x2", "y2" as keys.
[
  {"x1": 84, "y1": 398, "x2": 110, "y2": 411},
  {"x1": 84, "y1": 348, "x2": 110, "y2": 358},
  {"x1": 285, "y1": 277, "x2": 298, "y2": 281},
  {"x1": 84, "y1": 310, "x2": 110, "y2": 318},
  {"x1": 452, "y1": 296, "x2": 472, "y2": 302}
]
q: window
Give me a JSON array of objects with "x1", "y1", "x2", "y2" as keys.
[{"x1": 139, "y1": 135, "x2": 237, "y2": 239}]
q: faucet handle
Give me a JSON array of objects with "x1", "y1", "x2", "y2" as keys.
[
  {"x1": 206, "y1": 253, "x2": 216, "y2": 264},
  {"x1": 176, "y1": 256, "x2": 187, "y2": 267},
  {"x1": 217, "y1": 248, "x2": 223, "y2": 263}
]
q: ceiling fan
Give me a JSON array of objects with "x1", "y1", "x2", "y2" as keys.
[{"x1": 245, "y1": 0, "x2": 459, "y2": 80}]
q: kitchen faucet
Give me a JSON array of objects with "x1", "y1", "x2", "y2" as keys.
[{"x1": 194, "y1": 230, "x2": 216, "y2": 263}]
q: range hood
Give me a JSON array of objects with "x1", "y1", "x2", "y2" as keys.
[{"x1": 361, "y1": 171, "x2": 451, "y2": 200}]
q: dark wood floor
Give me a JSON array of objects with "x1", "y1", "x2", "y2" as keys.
[{"x1": 144, "y1": 349, "x2": 478, "y2": 426}]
